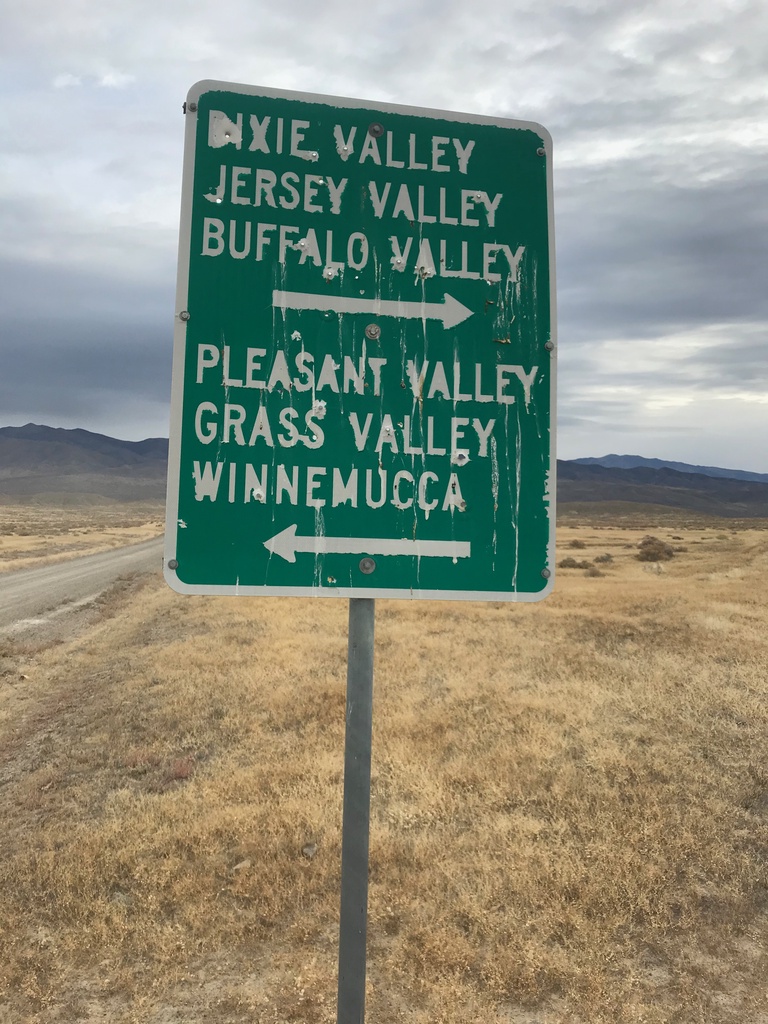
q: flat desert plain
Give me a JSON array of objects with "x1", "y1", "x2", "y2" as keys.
[
  {"x1": 1, "y1": 505, "x2": 767, "y2": 1023},
  {"x1": 0, "y1": 505, "x2": 164, "y2": 575}
]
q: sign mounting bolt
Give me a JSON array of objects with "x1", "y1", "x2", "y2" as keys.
[
  {"x1": 365, "y1": 324, "x2": 381, "y2": 341},
  {"x1": 187, "y1": 102, "x2": 198, "y2": 113},
  {"x1": 537, "y1": 147, "x2": 546, "y2": 156},
  {"x1": 168, "y1": 559, "x2": 179, "y2": 570},
  {"x1": 368, "y1": 122, "x2": 384, "y2": 138},
  {"x1": 541, "y1": 568, "x2": 551, "y2": 579},
  {"x1": 179, "y1": 310, "x2": 190, "y2": 321},
  {"x1": 359, "y1": 557, "x2": 376, "y2": 574},
  {"x1": 545, "y1": 340, "x2": 555, "y2": 351}
]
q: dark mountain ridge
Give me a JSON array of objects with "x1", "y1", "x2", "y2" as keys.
[
  {"x1": 573, "y1": 453, "x2": 768, "y2": 485},
  {"x1": 0, "y1": 424, "x2": 168, "y2": 467},
  {"x1": 558, "y1": 460, "x2": 768, "y2": 518},
  {"x1": 1, "y1": 424, "x2": 767, "y2": 515},
  {"x1": 0, "y1": 424, "x2": 168, "y2": 501}
]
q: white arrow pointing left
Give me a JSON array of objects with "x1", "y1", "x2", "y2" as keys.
[
  {"x1": 264, "y1": 525, "x2": 471, "y2": 563},
  {"x1": 273, "y1": 290, "x2": 473, "y2": 329}
]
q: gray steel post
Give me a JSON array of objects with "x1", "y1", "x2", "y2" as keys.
[{"x1": 336, "y1": 597, "x2": 376, "y2": 1024}]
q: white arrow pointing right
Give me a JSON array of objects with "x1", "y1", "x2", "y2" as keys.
[{"x1": 273, "y1": 290, "x2": 474, "y2": 329}]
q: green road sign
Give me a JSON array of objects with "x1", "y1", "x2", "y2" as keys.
[{"x1": 164, "y1": 80, "x2": 556, "y2": 601}]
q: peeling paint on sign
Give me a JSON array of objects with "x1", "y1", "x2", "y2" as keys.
[{"x1": 165, "y1": 81, "x2": 556, "y2": 601}]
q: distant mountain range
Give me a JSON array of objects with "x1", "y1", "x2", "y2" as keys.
[
  {"x1": 558, "y1": 460, "x2": 768, "y2": 518},
  {"x1": 1, "y1": 424, "x2": 767, "y2": 517},
  {"x1": 572, "y1": 454, "x2": 768, "y2": 485},
  {"x1": 0, "y1": 424, "x2": 168, "y2": 502}
]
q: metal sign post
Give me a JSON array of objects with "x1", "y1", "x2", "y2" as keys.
[
  {"x1": 165, "y1": 80, "x2": 556, "y2": 1024},
  {"x1": 337, "y1": 597, "x2": 375, "y2": 1024}
]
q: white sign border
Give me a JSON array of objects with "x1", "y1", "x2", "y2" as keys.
[{"x1": 164, "y1": 80, "x2": 557, "y2": 602}]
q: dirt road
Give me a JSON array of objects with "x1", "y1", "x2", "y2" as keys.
[{"x1": 0, "y1": 536, "x2": 164, "y2": 631}]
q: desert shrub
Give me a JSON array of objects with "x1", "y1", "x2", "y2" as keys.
[
  {"x1": 594, "y1": 553, "x2": 613, "y2": 564},
  {"x1": 673, "y1": 545, "x2": 688, "y2": 553},
  {"x1": 636, "y1": 535, "x2": 674, "y2": 562},
  {"x1": 558, "y1": 557, "x2": 593, "y2": 569},
  {"x1": 671, "y1": 535, "x2": 683, "y2": 540},
  {"x1": 568, "y1": 539, "x2": 587, "y2": 549},
  {"x1": 585, "y1": 566, "x2": 605, "y2": 577}
]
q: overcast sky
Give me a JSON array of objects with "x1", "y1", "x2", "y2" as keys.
[{"x1": 1, "y1": 0, "x2": 766, "y2": 470}]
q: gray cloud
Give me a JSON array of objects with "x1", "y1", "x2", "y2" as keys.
[
  {"x1": 0, "y1": 252, "x2": 173, "y2": 437},
  {"x1": 1, "y1": 0, "x2": 766, "y2": 465},
  {"x1": 557, "y1": 169, "x2": 768, "y2": 342}
]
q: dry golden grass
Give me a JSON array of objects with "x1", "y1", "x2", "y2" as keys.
[
  {"x1": 0, "y1": 504, "x2": 164, "y2": 574},
  {"x1": 1, "y1": 513, "x2": 768, "y2": 1022}
]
